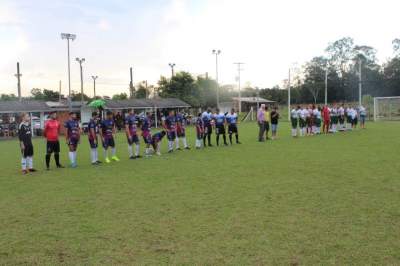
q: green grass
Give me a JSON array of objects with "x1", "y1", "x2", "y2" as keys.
[{"x1": 1, "y1": 122, "x2": 400, "y2": 265}]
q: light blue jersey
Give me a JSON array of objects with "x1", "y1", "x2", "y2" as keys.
[{"x1": 226, "y1": 113, "x2": 238, "y2": 125}]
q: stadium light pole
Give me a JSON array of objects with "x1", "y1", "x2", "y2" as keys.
[
  {"x1": 358, "y1": 58, "x2": 362, "y2": 106},
  {"x1": 234, "y1": 62, "x2": 244, "y2": 114},
  {"x1": 169, "y1": 63, "x2": 176, "y2": 78},
  {"x1": 75, "y1": 57, "x2": 85, "y2": 105},
  {"x1": 61, "y1": 33, "x2": 76, "y2": 111},
  {"x1": 91, "y1": 75, "x2": 98, "y2": 98},
  {"x1": 212, "y1": 49, "x2": 221, "y2": 108}
]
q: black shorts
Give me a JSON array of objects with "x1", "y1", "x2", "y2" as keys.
[
  {"x1": 216, "y1": 125, "x2": 226, "y2": 135},
  {"x1": 89, "y1": 138, "x2": 98, "y2": 149},
  {"x1": 22, "y1": 142, "x2": 34, "y2": 158},
  {"x1": 47, "y1": 141, "x2": 60, "y2": 154},
  {"x1": 204, "y1": 124, "x2": 212, "y2": 135},
  {"x1": 228, "y1": 124, "x2": 238, "y2": 134},
  {"x1": 265, "y1": 122, "x2": 270, "y2": 131}
]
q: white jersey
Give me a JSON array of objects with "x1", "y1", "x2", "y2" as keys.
[
  {"x1": 313, "y1": 108, "x2": 319, "y2": 117},
  {"x1": 291, "y1": 109, "x2": 298, "y2": 119},
  {"x1": 301, "y1": 109, "x2": 307, "y2": 119},
  {"x1": 359, "y1": 106, "x2": 366, "y2": 116},
  {"x1": 338, "y1": 107, "x2": 345, "y2": 116},
  {"x1": 316, "y1": 110, "x2": 322, "y2": 120}
]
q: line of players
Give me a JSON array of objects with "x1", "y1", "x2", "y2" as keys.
[
  {"x1": 17, "y1": 108, "x2": 241, "y2": 173},
  {"x1": 290, "y1": 104, "x2": 367, "y2": 137}
]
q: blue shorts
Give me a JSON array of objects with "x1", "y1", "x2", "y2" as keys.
[
  {"x1": 89, "y1": 138, "x2": 98, "y2": 149},
  {"x1": 102, "y1": 137, "x2": 115, "y2": 149},
  {"x1": 360, "y1": 115, "x2": 366, "y2": 124},
  {"x1": 167, "y1": 131, "x2": 176, "y2": 141},
  {"x1": 68, "y1": 138, "x2": 79, "y2": 147},
  {"x1": 271, "y1": 124, "x2": 278, "y2": 132},
  {"x1": 143, "y1": 133, "x2": 152, "y2": 144},
  {"x1": 127, "y1": 135, "x2": 139, "y2": 145}
]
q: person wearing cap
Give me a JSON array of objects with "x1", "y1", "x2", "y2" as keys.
[
  {"x1": 257, "y1": 104, "x2": 266, "y2": 142},
  {"x1": 44, "y1": 112, "x2": 64, "y2": 170}
]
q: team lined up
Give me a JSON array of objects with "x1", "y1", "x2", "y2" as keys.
[
  {"x1": 17, "y1": 108, "x2": 241, "y2": 173},
  {"x1": 290, "y1": 104, "x2": 367, "y2": 137}
]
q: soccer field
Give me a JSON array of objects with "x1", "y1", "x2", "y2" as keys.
[{"x1": 0, "y1": 122, "x2": 399, "y2": 265}]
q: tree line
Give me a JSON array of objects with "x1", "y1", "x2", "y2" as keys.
[{"x1": 2, "y1": 37, "x2": 400, "y2": 107}]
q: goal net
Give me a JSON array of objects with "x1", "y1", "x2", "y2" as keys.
[{"x1": 374, "y1": 96, "x2": 400, "y2": 121}]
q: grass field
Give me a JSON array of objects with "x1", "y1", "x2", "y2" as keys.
[{"x1": 1, "y1": 121, "x2": 400, "y2": 265}]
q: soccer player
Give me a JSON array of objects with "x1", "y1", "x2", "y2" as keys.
[
  {"x1": 141, "y1": 112, "x2": 153, "y2": 157},
  {"x1": 44, "y1": 112, "x2": 63, "y2": 170},
  {"x1": 125, "y1": 109, "x2": 141, "y2": 159},
  {"x1": 315, "y1": 106, "x2": 322, "y2": 134},
  {"x1": 214, "y1": 108, "x2": 228, "y2": 146},
  {"x1": 338, "y1": 104, "x2": 345, "y2": 131},
  {"x1": 291, "y1": 106, "x2": 299, "y2": 137},
  {"x1": 201, "y1": 108, "x2": 213, "y2": 147},
  {"x1": 330, "y1": 104, "x2": 338, "y2": 133},
  {"x1": 306, "y1": 105, "x2": 313, "y2": 136},
  {"x1": 88, "y1": 112, "x2": 101, "y2": 165},
  {"x1": 195, "y1": 113, "x2": 204, "y2": 149},
  {"x1": 18, "y1": 113, "x2": 36, "y2": 174},
  {"x1": 322, "y1": 105, "x2": 331, "y2": 134},
  {"x1": 359, "y1": 105, "x2": 367, "y2": 129},
  {"x1": 270, "y1": 106, "x2": 280, "y2": 140},
  {"x1": 100, "y1": 111, "x2": 120, "y2": 163},
  {"x1": 64, "y1": 112, "x2": 81, "y2": 168},
  {"x1": 264, "y1": 106, "x2": 271, "y2": 140},
  {"x1": 299, "y1": 106, "x2": 307, "y2": 137},
  {"x1": 226, "y1": 108, "x2": 241, "y2": 145},
  {"x1": 175, "y1": 111, "x2": 190, "y2": 150},
  {"x1": 163, "y1": 110, "x2": 177, "y2": 153},
  {"x1": 151, "y1": 130, "x2": 167, "y2": 156}
]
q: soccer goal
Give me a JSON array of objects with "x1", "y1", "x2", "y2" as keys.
[{"x1": 374, "y1": 96, "x2": 400, "y2": 121}]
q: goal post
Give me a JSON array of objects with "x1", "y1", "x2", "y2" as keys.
[{"x1": 374, "y1": 96, "x2": 400, "y2": 121}]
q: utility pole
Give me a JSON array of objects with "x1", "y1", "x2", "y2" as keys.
[
  {"x1": 15, "y1": 62, "x2": 22, "y2": 101},
  {"x1": 143, "y1": 80, "x2": 148, "y2": 99},
  {"x1": 59, "y1": 80, "x2": 62, "y2": 102},
  {"x1": 169, "y1": 63, "x2": 176, "y2": 78},
  {"x1": 61, "y1": 33, "x2": 76, "y2": 111},
  {"x1": 325, "y1": 68, "x2": 328, "y2": 105},
  {"x1": 76, "y1": 57, "x2": 85, "y2": 104},
  {"x1": 234, "y1": 62, "x2": 244, "y2": 114},
  {"x1": 288, "y1": 69, "x2": 291, "y2": 121},
  {"x1": 92, "y1": 76, "x2": 98, "y2": 98},
  {"x1": 212, "y1": 49, "x2": 221, "y2": 108},
  {"x1": 359, "y1": 58, "x2": 362, "y2": 106},
  {"x1": 129, "y1": 67, "x2": 135, "y2": 98}
]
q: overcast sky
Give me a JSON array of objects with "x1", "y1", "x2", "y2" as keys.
[{"x1": 0, "y1": 0, "x2": 399, "y2": 97}]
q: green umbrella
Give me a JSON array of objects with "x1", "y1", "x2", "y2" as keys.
[{"x1": 88, "y1": 99, "x2": 106, "y2": 109}]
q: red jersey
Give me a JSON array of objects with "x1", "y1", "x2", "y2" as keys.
[
  {"x1": 322, "y1": 107, "x2": 330, "y2": 121},
  {"x1": 44, "y1": 119, "x2": 60, "y2": 141}
]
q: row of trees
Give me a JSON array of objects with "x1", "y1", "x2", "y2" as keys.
[{"x1": 1, "y1": 37, "x2": 399, "y2": 107}]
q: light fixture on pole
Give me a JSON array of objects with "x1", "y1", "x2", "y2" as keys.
[
  {"x1": 212, "y1": 49, "x2": 221, "y2": 108},
  {"x1": 75, "y1": 57, "x2": 85, "y2": 104},
  {"x1": 61, "y1": 33, "x2": 76, "y2": 111},
  {"x1": 92, "y1": 76, "x2": 98, "y2": 98},
  {"x1": 168, "y1": 63, "x2": 176, "y2": 77},
  {"x1": 234, "y1": 62, "x2": 244, "y2": 114}
]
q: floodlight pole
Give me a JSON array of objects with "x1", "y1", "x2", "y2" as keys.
[
  {"x1": 169, "y1": 63, "x2": 176, "y2": 78},
  {"x1": 76, "y1": 57, "x2": 85, "y2": 105},
  {"x1": 234, "y1": 62, "x2": 244, "y2": 114},
  {"x1": 92, "y1": 75, "x2": 98, "y2": 98},
  {"x1": 61, "y1": 33, "x2": 76, "y2": 111},
  {"x1": 212, "y1": 49, "x2": 221, "y2": 108}
]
